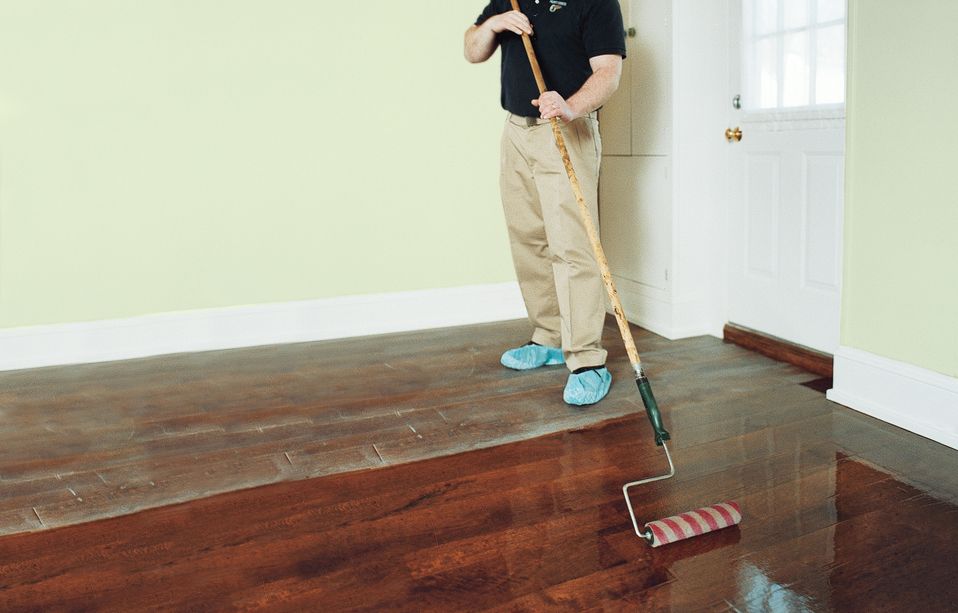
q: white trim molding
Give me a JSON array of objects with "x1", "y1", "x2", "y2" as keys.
[
  {"x1": 827, "y1": 346, "x2": 958, "y2": 450},
  {"x1": 0, "y1": 282, "x2": 527, "y2": 372},
  {"x1": 611, "y1": 275, "x2": 722, "y2": 341}
]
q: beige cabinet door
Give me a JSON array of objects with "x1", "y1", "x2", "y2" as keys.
[
  {"x1": 598, "y1": 0, "x2": 674, "y2": 331},
  {"x1": 599, "y1": 0, "x2": 672, "y2": 157}
]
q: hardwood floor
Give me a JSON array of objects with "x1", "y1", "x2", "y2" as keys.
[
  {"x1": 0, "y1": 318, "x2": 694, "y2": 536},
  {"x1": 0, "y1": 317, "x2": 810, "y2": 537},
  {"x1": 1, "y1": 319, "x2": 957, "y2": 611}
]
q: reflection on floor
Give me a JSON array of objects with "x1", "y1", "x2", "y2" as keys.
[{"x1": 1, "y1": 332, "x2": 956, "y2": 610}]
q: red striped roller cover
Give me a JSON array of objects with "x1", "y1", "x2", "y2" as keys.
[{"x1": 644, "y1": 501, "x2": 742, "y2": 547}]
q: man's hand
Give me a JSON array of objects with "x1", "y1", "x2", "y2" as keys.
[
  {"x1": 465, "y1": 10, "x2": 532, "y2": 63},
  {"x1": 532, "y1": 91, "x2": 578, "y2": 122},
  {"x1": 534, "y1": 55, "x2": 623, "y2": 121},
  {"x1": 486, "y1": 10, "x2": 533, "y2": 36}
]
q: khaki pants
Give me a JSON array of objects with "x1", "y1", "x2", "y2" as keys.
[{"x1": 500, "y1": 112, "x2": 607, "y2": 372}]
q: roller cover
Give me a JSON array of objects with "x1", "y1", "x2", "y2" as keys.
[{"x1": 645, "y1": 501, "x2": 742, "y2": 547}]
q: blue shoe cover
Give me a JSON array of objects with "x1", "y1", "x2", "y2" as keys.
[
  {"x1": 500, "y1": 343, "x2": 565, "y2": 370},
  {"x1": 563, "y1": 367, "x2": 612, "y2": 406}
]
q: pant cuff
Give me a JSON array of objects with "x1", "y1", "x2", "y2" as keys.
[
  {"x1": 565, "y1": 349, "x2": 608, "y2": 372},
  {"x1": 531, "y1": 328, "x2": 561, "y2": 348}
]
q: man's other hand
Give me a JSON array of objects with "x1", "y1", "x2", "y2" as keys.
[{"x1": 532, "y1": 91, "x2": 577, "y2": 122}]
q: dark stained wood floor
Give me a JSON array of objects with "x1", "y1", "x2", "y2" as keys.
[
  {"x1": 0, "y1": 324, "x2": 958, "y2": 611},
  {"x1": 0, "y1": 318, "x2": 813, "y2": 536},
  {"x1": 0, "y1": 319, "x2": 621, "y2": 534}
]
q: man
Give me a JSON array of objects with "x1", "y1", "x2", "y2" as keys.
[{"x1": 464, "y1": 0, "x2": 626, "y2": 405}]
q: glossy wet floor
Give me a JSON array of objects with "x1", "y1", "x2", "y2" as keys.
[{"x1": 1, "y1": 342, "x2": 957, "y2": 610}]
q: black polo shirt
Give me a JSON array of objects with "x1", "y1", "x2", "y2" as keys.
[{"x1": 475, "y1": 0, "x2": 626, "y2": 118}]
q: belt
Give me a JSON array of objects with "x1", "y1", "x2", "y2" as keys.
[
  {"x1": 508, "y1": 112, "x2": 597, "y2": 127},
  {"x1": 508, "y1": 114, "x2": 552, "y2": 127}
]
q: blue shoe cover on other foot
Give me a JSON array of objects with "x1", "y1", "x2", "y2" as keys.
[
  {"x1": 500, "y1": 343, "x2": 565, "y2": 370},
  {"x1": 563, "y1": 367, "x2": 612, "y2": 406}
]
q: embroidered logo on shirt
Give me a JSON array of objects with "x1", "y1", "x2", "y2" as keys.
[{"x1": 549, "y1": 0, "x2": 567, "y2": 12}]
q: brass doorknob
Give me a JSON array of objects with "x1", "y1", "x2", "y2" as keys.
[{"x1": 725, "y1": 127, "x2": 743, "y2": 142}]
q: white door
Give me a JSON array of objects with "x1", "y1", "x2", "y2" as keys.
[{"x1": 727, "y1": 0, "x2": 847, "y2": 353}]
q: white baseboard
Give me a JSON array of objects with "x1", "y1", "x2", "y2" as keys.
[
  {"x1": 612, "y1": 275, "x2": 719, "y2": 340},
  {"x1": 670, "y1": 296, "x2": 724, "y2": 340},
  {"x1": 827, "y1": 346, "x2": 958, "y2": 450},
  {"x1": 0, "y1": 282, "x2": 527, "y2": 372},
  {"x1": 613, "y1": 275, "x2": 673, "y2": 339}
]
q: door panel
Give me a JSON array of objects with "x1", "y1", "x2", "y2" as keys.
[
  {"x1": 729, "y1": 124, "x2": 844, "y2": 352},
  {"x1": 802, "y1": 153, "x2": 843, "y2": 290},
  {"x1": 728, "y1": 0, "x2": 846, "y2": 354},
  {"x1": 745, "y1": 153, "x2": 781, "y2": 277}
]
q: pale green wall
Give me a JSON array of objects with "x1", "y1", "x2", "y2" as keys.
[
  {"x1": 843, "y1": 0, "x2": 958, "y2": 377},
  {"x1": 0, "y1": 2, "x2": 514, "y2": 328}
]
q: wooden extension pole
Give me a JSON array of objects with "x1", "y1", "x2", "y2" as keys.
[{"x1": 507, "y1": 0, "x2": 644, "y2": 377}]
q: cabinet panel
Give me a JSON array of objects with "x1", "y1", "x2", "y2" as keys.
[
  {"x1": 629, "y1": 0, "x2": 673, "y2": 155},
  {"x1": 599, "y1": 156, "x2": 671, "y2": 291},
  {"x1": 598, "y1": 0, "x2": 632, "y2": 156},
  {"x1": 598, "y1": 51, "x2": 632, "y2": 156}
]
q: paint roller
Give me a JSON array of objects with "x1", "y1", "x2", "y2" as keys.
[
  {"x1": 506, "y1": 0, "x2": 742, "y2": 546},
  {"x1": 635, "y1": 501, "x2": 743, "y2": 548}
]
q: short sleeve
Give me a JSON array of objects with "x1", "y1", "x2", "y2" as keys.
[
  {"x1": 582, "y1": 0, "x2": 627, "y2": 59},
  {"x1": 476, "y1": 1, "x2": 499, "y2": 26}
]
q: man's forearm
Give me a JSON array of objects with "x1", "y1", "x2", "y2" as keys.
[
  {"x1": 566, "y1": 65, "x2": 622, "y2": 118},
  {"x1": 464, "y1": 23, "x2": 498, "y2": 64}
]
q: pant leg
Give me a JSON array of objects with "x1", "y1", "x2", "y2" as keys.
[
  {"x1": 528, "y1": 114, "x2": 608, "y2": 372},
  {"x1": 500, "y1": 115, "x2": 562, "y2": 348}
]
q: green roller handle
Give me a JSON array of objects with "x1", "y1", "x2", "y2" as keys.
[{"x1": 636, "y1": 376, "x2": 671, "y2": 446}]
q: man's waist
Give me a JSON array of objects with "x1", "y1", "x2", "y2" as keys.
[{"x1": 507, "y1": 111, "x2": 598, "y2": 127}]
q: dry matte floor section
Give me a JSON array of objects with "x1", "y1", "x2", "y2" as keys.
[
  {"x1": 0, "y1": 389, "x2": 956, "y2": 611},
  {"x1": 0, "y1": 318, "x2": 808, "y2": 536}
]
